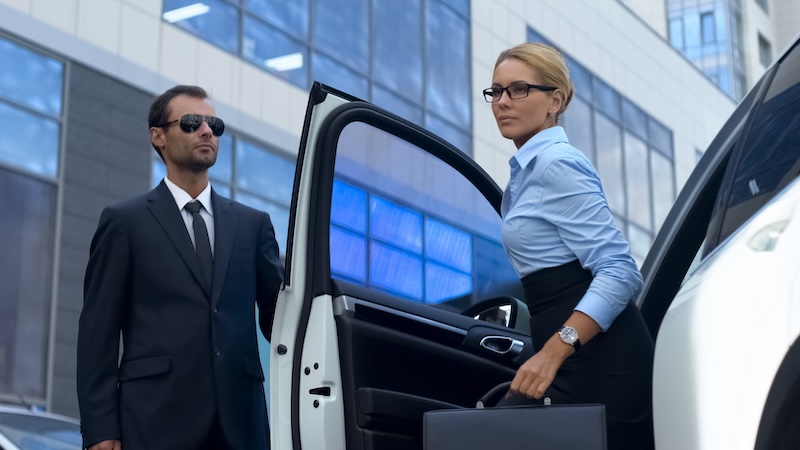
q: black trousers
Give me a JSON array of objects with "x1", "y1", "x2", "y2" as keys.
[{"x1": 497, "y1": 260, "x2": 655, "y2": 450}]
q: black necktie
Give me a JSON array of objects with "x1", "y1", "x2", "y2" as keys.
[{"x1": 185, "y1": 201, "x2": 213, "y2": 289}]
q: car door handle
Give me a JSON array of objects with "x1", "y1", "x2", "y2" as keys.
[{"x1": 480, "y1": 336, "x2": 524, "y2": 356}]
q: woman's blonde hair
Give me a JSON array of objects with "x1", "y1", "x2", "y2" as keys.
[{"x1": 495, "y1": 43, "x2": 575, "y2": 120}]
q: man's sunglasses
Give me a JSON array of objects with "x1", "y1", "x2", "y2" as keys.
[{"x1": 157, "y1": 114, "x2": 225, "y2": 137}]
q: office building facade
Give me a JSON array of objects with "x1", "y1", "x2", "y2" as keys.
[{"x1": 0, "y1": 0, "x2": 736, "y2": 417}]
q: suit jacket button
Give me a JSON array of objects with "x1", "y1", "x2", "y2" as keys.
[{"x1": 214, "y1": 348, "x2": 221, "y2": 357}]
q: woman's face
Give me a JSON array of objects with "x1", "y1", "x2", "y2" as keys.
[{"x1": 491, "y1": 58, "x2": 562, "y2": 149}]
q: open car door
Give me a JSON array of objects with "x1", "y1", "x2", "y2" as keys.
[{"x1": 270, "y1": 83, "x2": 533, "y2": 450}]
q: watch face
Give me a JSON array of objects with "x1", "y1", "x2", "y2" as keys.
[{"x1": 560, "y1": 326, "x2": 578, "y2": 344}]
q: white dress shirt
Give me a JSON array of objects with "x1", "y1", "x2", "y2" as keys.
[{"x1": 163, "y1": 177, "x2": 215, "y2": 256}]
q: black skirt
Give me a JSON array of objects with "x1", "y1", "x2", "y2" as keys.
[{"x1": 497, "y1": 259, "x2": 655, "y2": 450}]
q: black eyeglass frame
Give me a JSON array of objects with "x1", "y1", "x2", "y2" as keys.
[
  {"x1": 157, "y1": 114, "x2": 226, "y2": 136},
  {"x1": 482, "y1": 84, "x2": 557, "y2": 103}
]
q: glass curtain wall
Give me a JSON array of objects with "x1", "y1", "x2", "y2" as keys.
[
  {"x1": 161, "y1": 0, "x2": 473, "y2": 154},
  {"x1": 667, "y1": 0, "x2": 747, "y2": 99},
  {"x1": 0, "y1": 35, "x2": 63, "y2": 403}
]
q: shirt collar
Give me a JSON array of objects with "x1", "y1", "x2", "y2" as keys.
[
  {"x1": 510, "y1": 126, "x2": 569, "y2": 170},
  {"x1": 163, "y1": 177, "x2": 214, "y2": 216}
]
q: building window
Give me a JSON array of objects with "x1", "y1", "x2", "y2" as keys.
[
  {"x1": 758, "y1": 33, "x2": 773, "y2": 68},
  {"x1": 667, "y1": 0, "x2": 746, "y2": 100},
  {"x1": 162, "y1": 0, "x2": 473, "y2": 155},
  {"x1": 0, "y1": 35, "x2": 63, "y2": 403},
  {"x1": 528, "y1": 27, "x2": 677, "y2": 263},
  {"x1": 330, "y1": 179, "x2": 473, "y2": 303},
  {"x1": 700, "y1": 12, "x2": 716, "y2": 44}
]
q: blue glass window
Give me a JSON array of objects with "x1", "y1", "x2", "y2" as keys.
[
  {"x1": 312, "y1": 51, "x2": 369, "y2": 100},
  {"x1": 372, "y1": 85, "x2": 423, "y2": 126},
  {"x1": 622, "y1": 99, "x2": 648, "y2": 140},
  {"x1": 373, "y1": 0, "x2": 423, "y2": 104},
  {"x1": 701, "y1": 12, "x2": 716, "y2": 44},
  {"x1": 564, "y1": 56, "x2": 593, "y2": 101},
  {"x1": 331, "y1": 179, "x2": 367, "y2": 233},
  {"x1": 648, "y1": 118, "x2": 673, "y2": 157},
  {"x1": 163, "y1": 0, "x2": 240, "y2": 53},
  {"x1": 439, "y1": 0, "x2": 470, "y2": 17},
  {"x1": 330, "y1": 226, "x2": 367, "y2": 282},
  {"x1": 425, "y1": 0, "x2": 470, "y2": 129},
  {"x1": 562, "y1": 96, "x2": 594, "y2": 162},
  {"x1": 209, "y1": 133, "x2": 233, "y2": 182},
  {"x1": 0, "y1": 38, "x2": 62, "y2": 116},
  {"x1": 235, "y1": 140, "x2": 294, "y2": 205},
  {"x1": 246, "y1": 0, "x2": 309, "y2": 40},
  {"x1": 425, "y1": 218, "x2": 471, "y2": 272},
  {"x1": 0, "y1": 103, "x2": 59, "y2": 177},
  {"x1": 243, "y1": 16, "x2": 308, "y2": 87},
  {"x1": 669, "y1": 18, "x2": 684, "y2": 49},
  {"x1": 313, "y1": 0, "x2": 368, "y2": 73},
  {"x1": 235, "y1": 191, "x2": 290, "y2": 254},
  {"x1": 425, "y1": 113, "x2": 471, "y2": 154},
  {"x1": 593, "y1": 78, "x2": 620, "y2": 122},
  {"x1": 594, "y1": 112, "x2": 625, "y2": 215},
  {"x1": 370, "y1": 242, "x2": 423, "y2": 300},
  {"x1": 425, "y1": 262, "x2": 471, "y2": 304},
  {"x1": 370, "y1": 196, "x2": 422, "y2": 254},
  {"x1": 624, "y1": 132, "x2": 652, "y2": 230}
]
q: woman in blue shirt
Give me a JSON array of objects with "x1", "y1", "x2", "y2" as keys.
[{"x1": 487, "y1": 43, "x2": 654, "y2": 450}]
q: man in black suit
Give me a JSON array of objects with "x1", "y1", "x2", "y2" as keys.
[{"x1": 77, "y1": 85, "x2": 283, "y2": 450}]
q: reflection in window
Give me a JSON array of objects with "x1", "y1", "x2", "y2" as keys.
[
  {"x1": 243, "y1": 16, "x2": 308, "y2": 87},
  {"x1": 311, "y1": 52, "x2": 369, "y2": 100},
  {"x1": 160, "y1": 0, "x2": 473, "y2": 154},
  {"x1": 314, "y1": 0, "x2": 369, "y2": 73},
  {"x1": 371, "y1": 242, "x2": 423, "y2": 300},
  {"x1": 624, "y1": 132, "x2": 652, "y2": 231},
  {"x1": 0, "y1": 103, "x2": 59, "y2": 177},
  {"x1": 594, "y1": 112, "x2": 625, "y2": 215},
  {"x1": 370, "y1": 197, "x2": 423, "y2": 254},
  {"x1": 246, "y1": 0, "x2": 309, "y2": 40},
  {"x1": 0, "y1": 167, "x2": 56, "y2": 400},
  {"x1": 0, "y1": 38, "x2": 62, "y2": 116},
  {"x1": 425, "y1": 0, "x2": 470, "y2": 130},
  {"x1": 373, "y1": 0, "x2": 423, "y2": 103},
  {"x1": 330, "y1": 179, "x2": 477, "y2": 304},
  {"x1": 331, "y1": 179, "x2": 367, "y2": 233},
  {"x1": 162, "y1": 0, "x2": 239, "y2": 53},
  {"x1": 236, "y1": 139, "x2": 294, "y2": 205},
  {"x1": 701, "y1": 12, "x2": 716, "y2": 44},
  {"x1": 562, "y1": 97, "x2": 594, "y2": 161}
]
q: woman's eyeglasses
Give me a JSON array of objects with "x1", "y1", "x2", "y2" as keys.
[
  {"x1": 483, "y1": 84, "x2": 557, "y2": 102},
  {"x1": 158, "y1": 114, "x2": 225, "y2": 136}
]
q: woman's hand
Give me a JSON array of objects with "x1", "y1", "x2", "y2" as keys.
[
  {"x1": 509, "y1": 311, "x2": 603, "y2": 399},
  {"x1": 509, "y1": 334, "x2": 574, "y2": 399}
]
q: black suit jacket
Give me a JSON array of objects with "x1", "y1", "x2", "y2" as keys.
[{"x1": 77, "y1": 182, "x2": 283, "y2": 449}]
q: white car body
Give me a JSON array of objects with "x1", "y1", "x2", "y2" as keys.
[{"x1": 654, "y1": 178, "x2": 800, "y2": 449}]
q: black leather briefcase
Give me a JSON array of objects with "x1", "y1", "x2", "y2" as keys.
[{"x1": 423, "y1": 403, "x2": 607, "y2": 450}]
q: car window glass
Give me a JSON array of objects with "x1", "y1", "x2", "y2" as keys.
[
  {"x1": 330, "y1": 121, "x2": 523, "y2": 314},
  {"x1": 718, "y1": 44, "x2": 800, "y2": 242},
  {"x1": 0, "y1": 412, "x2": 81, "y2": 449}
]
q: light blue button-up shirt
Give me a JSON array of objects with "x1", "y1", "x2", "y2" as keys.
[{"x1": 501, "y1": 126, "x2": 642, "y2": 331}]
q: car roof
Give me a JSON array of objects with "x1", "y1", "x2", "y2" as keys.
[{"x1": 0, "y1": 405, "x2": 79, "y2": 425}]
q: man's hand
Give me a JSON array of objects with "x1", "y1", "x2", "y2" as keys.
[{"x1": 88, "y1": 439, "x2": 121, "y2": 450}]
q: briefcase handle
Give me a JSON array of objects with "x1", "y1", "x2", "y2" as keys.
[{"x1": 476, "y1": 381, "x2": 512, "y2": 408}]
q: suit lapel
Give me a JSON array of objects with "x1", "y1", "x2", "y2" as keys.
[
  {"x1": 211, "y1": 190, "x2": 237, "y2": 307},
  {"x1": 147, "y1": 182, "x2": 211, "y2": 298}
]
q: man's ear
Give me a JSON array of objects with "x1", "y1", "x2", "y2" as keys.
[{"x1": 150, "y1": 127, "x2": 165, "y2": 153}]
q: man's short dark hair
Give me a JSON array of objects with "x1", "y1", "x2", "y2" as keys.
[{"x1": 149, "y1": 85, "x2": 209, "y2": 160}]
